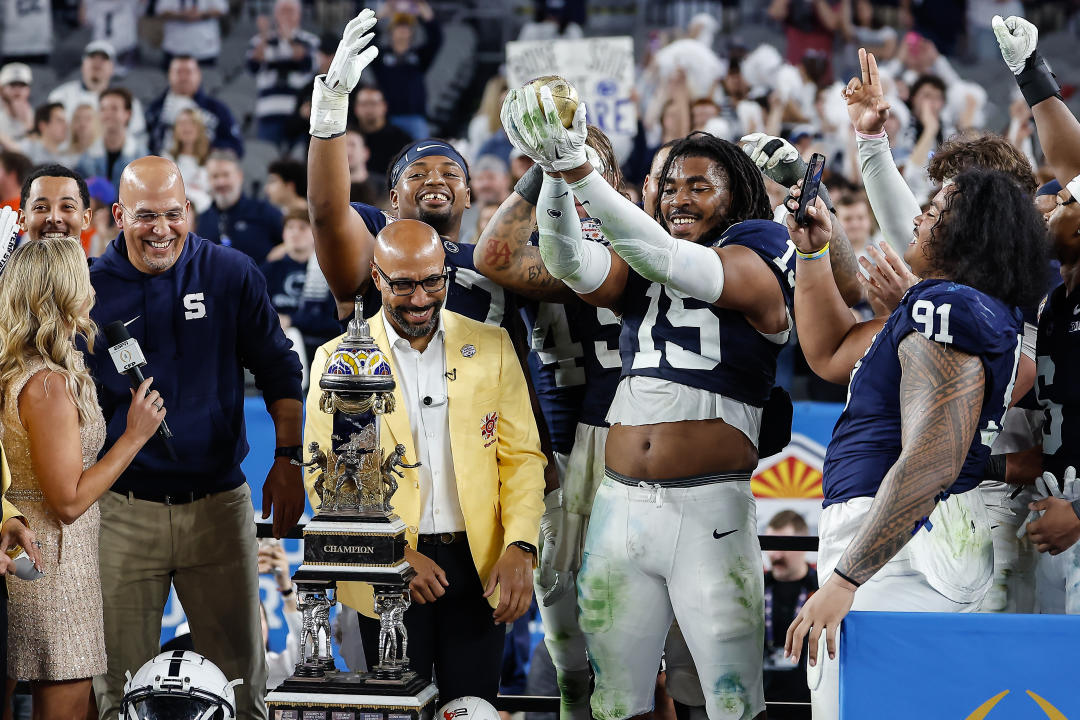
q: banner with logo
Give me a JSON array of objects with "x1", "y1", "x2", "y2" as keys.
[
  {"x1": 842, "y1": 611, "x2": 1080, "y2": 718},
  {"x1": 753, "y1": 402, "x2": 842, "y2": 533},
  {"x1": 504, "y1": 36, "x2": 638, "y2": 163}
]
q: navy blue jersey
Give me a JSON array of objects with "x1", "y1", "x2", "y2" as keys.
[
  {"x1": 350, "y1": 202, "x2": 511, "y2": 330},
  {"x1": 823, "y1": 280, "x2": 1023, "y2": 507},
  {"x1": 617, "y1": 219, "x2": 797, "y2": 407},
  {"x1": 1035, "y1": 283, "x2": 1080, "y2": 481},
  {"x1": 520, "y1": 218, "x2": 621, "y2": 451}
]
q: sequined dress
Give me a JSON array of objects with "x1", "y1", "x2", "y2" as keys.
[{"x1": 2, "y1": 356, "x2": 107, "y2": 680}]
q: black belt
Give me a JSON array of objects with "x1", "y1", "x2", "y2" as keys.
[
  {"x1": 418, "y1": 531, "x2": 467, "y2": 545},
  {"x1": 111, "y1": 487, "x2": 216, "y2": 505}
]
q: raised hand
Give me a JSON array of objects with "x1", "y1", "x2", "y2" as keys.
[
  {"x1": 842, "y1": 48, "x2": 890, "y2": 135},
  {"x1": 324, "y1": 9, "x2": 379, "y2": 94},
  {"x1": 310, "y1": 9, "x2": 379, "y2": 138},
  {"x1": 740, "y1": 132, "x2": 805, "y2": 188},
  {"x1": 784, "y1": 180, "x2": 832, "y2": 255},
  {"x1": 501, "y1": 89, "x2": 551, "y2": 171},
  {"x1": 858, "y1": 242, "x2": 919, "y2": 317},
  {"x1": 992, "y1": 15, "x2": 1038, "y2": 75},
  {"x1": 512, "y1": 86, "x2": 589, "y2": 173}
]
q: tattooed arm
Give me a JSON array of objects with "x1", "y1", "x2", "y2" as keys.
[
  {"x1": 834, "y1": 332, "x2": 985, "y2": 582},
  {"x1": 786, "y1": 332, "x2": 985, "y2": 665},
  {"x1": 826, "y1": 209, "x2": 867, "y2": 307},
  {"x1": 474, "y1": 190, "x2": 577, "y2": 303}
]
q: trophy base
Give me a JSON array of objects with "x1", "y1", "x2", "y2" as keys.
[
  {"x1": 267, "y1": 671, "x2": 437, "y2": 720},
  {"x1": 302, "y1": 516, "x2": 409, "y2": 574}
]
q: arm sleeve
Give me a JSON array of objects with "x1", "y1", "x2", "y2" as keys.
[
  {"x1": 536, "y1": 174, "x2": 611, "y2": 294},
  {"x1": 857, "y1": 133, "x2": 923, "y2": 257},
  {"x1": 568, "y1": 170, "x2": 725, "y2": 303},
  {"x1": 494, "y1": 329, "x2": 545, "y2": 549},
  {"x1": 237, "y1": 259, "x2": 304, "y2": 408}
]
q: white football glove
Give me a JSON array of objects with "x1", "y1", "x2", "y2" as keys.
[
  {"x1": 310, "y1": 9, "x2": 379, "y2": 138},
  {"x1": 537, "y1": 489, "x2": 573, "y2": 606},
  {"x1": 1017, "y1": 467, "x2": 1077, "y2": 538},
  {"x1": 501, "y1": 88, "x2": 552, "y2": 171},
  {"x1": 740, "y1": 132, "x2": 803, "y2": 188},
  {"x1": 992, "y1": 15, "x2": 1038, "y2": 75},
  {"x1": 515, "y1": 86, "x2": 589, "y2": 173},
  {"x1": 0, "y1": 207, "x2": 19, "y2": 274}
]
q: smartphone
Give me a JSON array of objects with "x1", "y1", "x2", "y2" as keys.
[{"x1": 795, "y1": 153, "x2": 826, "y2": 226}]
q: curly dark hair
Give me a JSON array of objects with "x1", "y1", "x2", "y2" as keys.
[
  {"x1": 653, "y1": 131, "x2": 772, "y2": 237},
  {"x1": 927, "y1": 131, "x2": 1037, "y2": 195},
  {"x1": 585, "y1": 125, "x2": 623, "y2": 191},
  {"x1": 927, "y1": 168, "x2": 1048, "y2": 309}
]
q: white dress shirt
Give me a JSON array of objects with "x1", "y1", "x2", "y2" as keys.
[{"x1": 382, "y1": 312, "x2": 466, "y2": 534}]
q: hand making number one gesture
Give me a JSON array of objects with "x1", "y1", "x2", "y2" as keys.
[{"x1": 842, "y1": 48, "x2": 891, "y2": 136}]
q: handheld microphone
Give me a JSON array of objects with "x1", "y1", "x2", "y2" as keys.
[{"x1": 103, "y1": 321, "x2": 178, "y2": 462}]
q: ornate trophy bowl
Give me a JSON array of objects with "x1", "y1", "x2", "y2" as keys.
[{"x1": 267, "y1": 299, "x2": 437, "y2": 719}]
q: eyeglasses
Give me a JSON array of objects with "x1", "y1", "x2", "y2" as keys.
[
  {"x1": 373, "y1": 264, "x2": 450, "y2": 296},
  {"x1": 119, "y1": 202, "x2": 186, "y2": 225}
]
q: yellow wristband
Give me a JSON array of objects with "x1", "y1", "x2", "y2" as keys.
[{"x1": 795, "y1": 242, "x2": 830, "y2": 260}]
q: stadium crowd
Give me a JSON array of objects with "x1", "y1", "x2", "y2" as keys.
[{"x1": 0, "y1": 1, "x2": 1078, "y2": 719}]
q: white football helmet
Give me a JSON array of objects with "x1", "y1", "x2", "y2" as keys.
[
  {"x1": 121, "y1": 650, "x2": 242, "y2": 720},
  {"x1": 436, "y1": 696, "x2": 500, "y2": 720}
]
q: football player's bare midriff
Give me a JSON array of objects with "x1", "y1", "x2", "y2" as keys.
[{"x1": 605, "y1": 418, "x2": 757, "y2": 480}]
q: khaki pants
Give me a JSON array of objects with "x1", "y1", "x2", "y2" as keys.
[{"x1": 92, "y1": 484, "x2": 267, "y2": 720}]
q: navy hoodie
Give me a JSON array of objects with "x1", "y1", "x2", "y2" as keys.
[{"x1": 85, "y1": 232, "x2": 303, "y2": 495}]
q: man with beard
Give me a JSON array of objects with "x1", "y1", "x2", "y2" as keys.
[
  {"x1": 307, "y1": 10, "x2": 508, "y2": 331},
  {"x1": 196, "y1": 149, "x2": 284, "y2": 263},
  {"x1": 303, "y1": 219, "x2": 544, "y2": 702}
]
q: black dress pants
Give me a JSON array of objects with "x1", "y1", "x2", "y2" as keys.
[{"x1": 358, "y1": 537, "x2": 506, "y2": 703}]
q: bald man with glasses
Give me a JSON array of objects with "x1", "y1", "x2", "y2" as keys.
[{"x1": 304, "y1": 219, "x2": 545, "y2": 703}]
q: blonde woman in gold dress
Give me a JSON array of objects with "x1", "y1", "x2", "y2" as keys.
[{"x1": 0, "y1": 237, "x2": 165, "y2": 720}]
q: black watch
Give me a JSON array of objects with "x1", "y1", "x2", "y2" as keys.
[
  {"x1": 509, "y1": 540, "x2": 537, "y2": 556},
  {"x1": 275, "y1": 445, "x2": 304, "y2": 463}
]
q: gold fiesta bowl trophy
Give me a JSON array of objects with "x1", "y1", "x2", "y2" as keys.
[{"x1": 266, "y1": 298, "x2": 436, "y2": 720}]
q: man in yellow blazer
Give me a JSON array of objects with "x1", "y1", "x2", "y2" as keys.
[{"x1": 304, "y1": 220, "x2": 545, "y2": 702}]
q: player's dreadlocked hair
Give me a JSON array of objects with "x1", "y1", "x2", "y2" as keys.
[
  {"x1": 927, "y1": 168, "x2": 1048, "y2": 309},
  {"x1": 585, "y1": 125, "x2": 623, "y2": 191},
  {"x1": 653, "y1": 131, "x2": 772, "y2": 237}
]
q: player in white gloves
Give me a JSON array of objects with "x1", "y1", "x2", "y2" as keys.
[{"x1": 505, "y1": 83, "x2": 802, "y2": 720}]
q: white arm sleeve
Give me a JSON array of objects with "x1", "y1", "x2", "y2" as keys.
[
  {"x1": 857, "y1": 133, "x2": 923, "y2": 257},
  {"x1": 537, "y1": 174, "x2": 611, "y2": 294},
  {"x1": 567, "y1": 170, "x2": 725, "y2": 304}
]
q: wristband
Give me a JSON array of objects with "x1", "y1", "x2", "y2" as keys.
[
  {"x1": 795, "y1": 242, "x2": 830, "y2": 260},
  {"x1": 514, "y1": 163, "x2": 544, "y2": 206},
  {"x1": 833, "y1": 569, "x2": 861, "y2": 588},
  {"x1": 984, "y1": 454, "x2": 1007, "y2": 483},
  {"x1": 1016, "y1": 50, "x2": 1062, "y2": 108},
  {"x1": 309, "y1": 75, "x2": 349, "y2": 139},
  {"x1": 280, "y1": 585, "x2": 294, "y2": 597},
  {"x1": 275, "y1": 445, "x2": 303, "y2": 463},
  {"x1": 855, "y1": 129, "x2": 887, "y2": 140}
]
